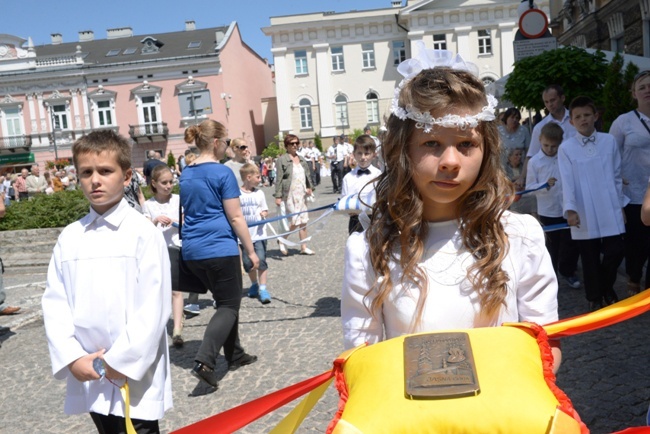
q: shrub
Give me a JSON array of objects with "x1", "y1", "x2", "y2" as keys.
[
  {"x1": 0, "y1": 190, "x2": 89, "y2": 230},
  {"x1": 167, "y1": 151, "x2": 176, "y2": 168}
]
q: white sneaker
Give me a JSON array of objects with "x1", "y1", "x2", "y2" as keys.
[{"x1": 278, "y1": 242, "x2": 288, "y2": 256}]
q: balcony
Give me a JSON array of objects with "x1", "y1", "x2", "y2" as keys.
[
  {"x1": 129, "y1": 122, "x2": 169, "y2": 143},
  {"x1": 0, "y1": 135, "x2": 32, "y2": 152}
]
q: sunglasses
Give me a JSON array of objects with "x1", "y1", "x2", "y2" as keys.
[
  {"x1": 238, "y1": 145, "x2": 248, "y2": 150},
  {"x1": 288, "y1": 142, "x2": 299, "y2": 146}
]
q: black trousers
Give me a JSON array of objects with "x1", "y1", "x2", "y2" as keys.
[
  {"x1": 624, "y1": 204, "x2": 650, "y2": 289},
  {"x1": 576, "y1": 235, "x2": 625, "y2": 302},
  {"x1": 331, "y1": 162, "x2": 342, "y2": 192},
  {"x1": 185, "y1": 255, "x2": 245, "y2": 368},
  {"x1": 90, "y1": 412, "x2": 159, "y2": 434},
  {"x1": 348, "y1": 215, "x2": 363, "y2": 235},
  {"x1": 539, "y1": 215, "x2": 580, "y2": 277}
]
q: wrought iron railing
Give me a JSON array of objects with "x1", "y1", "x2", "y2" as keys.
[
  {"x1": 0, "y1": 135, "x2": 32, "y2": 149},
  {"x1": 129, "y1": 123, "x2": 169, "y2": 139}
]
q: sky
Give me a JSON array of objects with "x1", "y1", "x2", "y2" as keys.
[{"x1": 1, "y1": 0, "x2": 393, "y2": 61}]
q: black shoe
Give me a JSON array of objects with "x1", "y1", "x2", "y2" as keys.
[
  {"x1": 228, "y1": 353, "x2": 258, "y2": 371},
  {"x1": 603, "y1": 291, "x2": 619, "y2": 306},
  {"x1": 588, "y1": 299, "x2": 604, "y2": 312},
  {"x1": 191, "y1": 362, "x2": 218, "y2": 388}
]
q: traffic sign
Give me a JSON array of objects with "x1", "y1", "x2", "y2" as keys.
[{"x1": 519, "y1": 8, "x2": 549, "y2": 39}]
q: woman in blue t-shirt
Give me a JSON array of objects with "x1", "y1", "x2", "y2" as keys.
[{"x1": 181, "y1": 119, "x2": 260, "y2": 389}]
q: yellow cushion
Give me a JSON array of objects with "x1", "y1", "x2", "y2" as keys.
[{"x1": 329, "y1": 325, "x2": 583, "y2": 434}]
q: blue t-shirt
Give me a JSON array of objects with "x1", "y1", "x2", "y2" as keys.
[{"x1": 180, "y1": 162, "x2": 241, "y2": 260}]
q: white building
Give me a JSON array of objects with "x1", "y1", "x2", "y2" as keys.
[{"x1": 263, "y1": 0, "x2": 549, "y2": 141}]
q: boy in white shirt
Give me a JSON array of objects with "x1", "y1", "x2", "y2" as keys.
[
  {"x1": 558, "y1": 96, "x2": 627, "y2": 311},
  {"x1": 42, "y1": 130, "x2": 172, "y2": 433},
  {"x1": 526, "y1": 122, "x2": 581, "y2": 289},
  {"x1": 341, "y1": 135, "x2": 381, "y2": 234},
  {"x1": 239, "y1": 163, "x2": 271, "y2": 304}
]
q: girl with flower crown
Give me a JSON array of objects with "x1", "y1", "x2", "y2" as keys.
[{"x1": 341, "y1": 45, "x2": 562, "y2": 372}]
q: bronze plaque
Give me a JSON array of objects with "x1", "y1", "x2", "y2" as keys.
[{"x1": 404, "y1": 332, "x2": 480, "y2": 399}]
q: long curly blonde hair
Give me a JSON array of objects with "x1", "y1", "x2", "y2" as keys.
[{"x1": 366, "y1": 67, "x2": 514, "y2": 328}]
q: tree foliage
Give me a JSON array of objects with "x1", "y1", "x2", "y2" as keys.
[
  {"x1": 503, "y1": 46, "x2": 608, "y2": 111},
  {"x1": 166, "y1": 151, "x2": 176, "y2": 168},
  {"x1": 601, "y1": 52, "x2": 639, "y2": 131},
  {"x1": 261, "y1": 134, "x2": 285, "y2": 159},
  {"x1": 314, "y1": 133, "x2": 323, "y2": 152}
]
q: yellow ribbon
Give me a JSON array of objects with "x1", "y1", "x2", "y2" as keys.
[
  {"x1": 119, "y1": 380, "x2": 136, "y2": 434},
  {"x1": 269, "y1": 377, "x2": 334, "y2": 434}
]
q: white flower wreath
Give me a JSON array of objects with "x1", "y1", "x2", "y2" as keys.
[{"x1": 389, "y1": 41, "x2": 498, "y2": 132}]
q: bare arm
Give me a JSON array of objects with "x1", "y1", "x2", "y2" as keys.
[
  {"x1": 0, "y1": 193, "x2": 5, "y2": 218},
  {"x1": 223, "y1": 197, "x2": 259, "y2": 270}
]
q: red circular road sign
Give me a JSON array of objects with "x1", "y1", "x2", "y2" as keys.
[{"x1": 519, "y1": 8, "x2": 549, "y2": 39}]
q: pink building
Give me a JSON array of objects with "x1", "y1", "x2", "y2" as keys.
[{"x1": 0, "y1": 21, "x2": 276, "y2": 172}]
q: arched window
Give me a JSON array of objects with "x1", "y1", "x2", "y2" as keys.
[
  {"x1": 299, "y1": 98, "x2": 312, "y2": 129},
  {"x1": 335, "y1": 95, "x2": 348, "y2": 127},
  {"x1": 366, "y1": 92, "x2": 379, "y2": 124}
]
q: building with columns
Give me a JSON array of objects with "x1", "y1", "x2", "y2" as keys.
[
  {"x1": 549, "y1": 0, "x2": 650, "y2": 57},
  {"x1": 0, "y1": 21, "x2": 275, "y2": 172},
  {"x1": 262, "y1": 0, "x2": 549, "y2": 142}
]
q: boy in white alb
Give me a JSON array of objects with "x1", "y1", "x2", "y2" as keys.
[
  {"x1": 42, "y1": 130, "x2": 172, "y2": 433},
  {"x1": 558, "y1": 96, "x2": 627, "y2": 311},
  {"x1": 341, "y1": 135, "x2": 381, "y2": 234},
  {"x1": 526, "y1": 122, "x2": 581, "y2": 288},
  {"x1": 239, "y1": 163, "x2": 272, "y2": 304}
]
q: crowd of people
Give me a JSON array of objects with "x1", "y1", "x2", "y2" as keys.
[{"x1": 0, "y1": 44, "x2": 646, "y2": 433}]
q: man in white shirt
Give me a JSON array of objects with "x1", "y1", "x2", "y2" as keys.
[
  {"x1": 527, "y1": 85, "x2": 577, "y2": 160},
  {"x1": 327, "y1": 136, "x2": 347, "y2": 194}
]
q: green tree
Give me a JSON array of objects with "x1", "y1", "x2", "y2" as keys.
[
  {"x1": 166, "y1": 151, "x2": 176, "y2": 168},
  {"x1": 314, "y1": 133, "x2": 323, "y2": 152},
  {"x1": 261, "y1": 134, "x2": 285, "y2": 159},
  {"x1": 601, "y1": 53, "x2": 639, "y2": 131},
  {"x1": 503, "y1": 47, "x2": 608, "y2": 111}
]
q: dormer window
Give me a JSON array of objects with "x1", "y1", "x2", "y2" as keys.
[{"x1": 141, "y1": 36, "x2": 163, "y2": 54}]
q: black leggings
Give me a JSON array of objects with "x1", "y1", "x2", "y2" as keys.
[
  {"x1": 185, "y1": 255, "x2": 246, "y2": 367},
  {"x1": 90, "y1": 412, "x2": 159, "y2": 434}
]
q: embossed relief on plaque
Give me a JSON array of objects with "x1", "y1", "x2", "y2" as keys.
[{"x1": 404, "y1": 332, "x2": 480, "y2": 398}]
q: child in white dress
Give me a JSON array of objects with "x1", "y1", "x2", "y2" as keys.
[
  {"x1": 341, "y1": 43, "x2": 561, "y2": 372},
  {"x1": 143, "y1": 164, "x2": 185, "y2": 347}
]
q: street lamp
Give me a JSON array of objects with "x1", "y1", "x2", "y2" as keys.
[{"x1": 49, "y1": 110, "x2": 59, "y2": 161}]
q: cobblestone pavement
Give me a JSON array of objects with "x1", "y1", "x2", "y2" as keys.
[{"x1": 1, "y1": 175, "x2": 649, "y2": 433}]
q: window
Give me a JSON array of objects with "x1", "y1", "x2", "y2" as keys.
[
  {"x1": 478, "y1": 29, "x2": 492, "y2": 55},
  {"x1": 141, "y1": 96, "x2": 160, "y2": 134},
  {"x1": 331, "y1": 46, "x2": 345, "y2": 72},
  {"x1": 433, "y1": 34, "x2": 447, "y2": 50},
  {"x1": 106, "y1": 49, "x2": 121, "y2": 57},
  {"x1": 2, "y1": 107, "x2": 23, "y2": 147},
  {"x1": 52, "y1": 104, "x2": 69, "y2": 130},
  {"x1": 295, "y1": 50, "x2": 308, "y2": 75},
  {"x1": 366, "y1": 92, "x2": 379, "y2": 124},
  {"x1": 335, "y1": 95, "x2": 348, "y2": 126},
  {"x1": 362, "y1": 43, "x2": 375, "y2": 69},
  {"x1": 187, "y1": 41, "x2": 202, "y2": 49},
  {"x1": 97, "y1": 100, "x2": 114, "y2": 126},
  {"x1": 392, "y1": 41, "x2": 406, "y2": 66},
  {"x1": 299, "y1": 98, "x2": 312, "y2": 129},
  {"x1": 123, "y1": 47, "x2": 137, "y2": 55}
]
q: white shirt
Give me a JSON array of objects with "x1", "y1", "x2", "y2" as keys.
[
  {"x1": 42, "y1": 199, "x2": 173, "y2": 420},
  {"x1": 527, "y1": 109, "x2": 576, "y2": 158},
  {"x1": 327, "y1": 144, "x2": 348, "y2": 163},
  {"x1": 341, "y1": 165, "x2": 381, "y2": 205},
  {"x1": 142, "y1": 194, "x2": 181, "y2": 247},
  {"x1": 224, "y1": 159, "x2": 245, "y2": 185},
  {"x1": 240, "y1": 188, "x2": 268, "y2": 241},
  {"x1": 609, "y1": 110, "x2": 650, "y2": 204},
  {"x1": 526, "y1": 151, "x2": 563, "y2": 218},
  {"x1": 341, "y1": 212, "x2": 558, "y2": 349},
  {"x1": 558, "y1": 132, "x2": 627, "y2": 240}
]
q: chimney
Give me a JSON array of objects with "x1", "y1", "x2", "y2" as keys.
[
  {"x1": 107, "y1": 27, "x2": 133, "y2": 39},
  {"x1": 185, "y1": 20, "x2": 196, "y2": 31},
  {"x1": 391, "y1": 0, "x2": 402, "y2": 7},
  {"x1": 51, "y1": 33, "x2": 63, "y2": 45},
  {"x1": 78, "y1": 30, "x2": 94, "y2": 42}
]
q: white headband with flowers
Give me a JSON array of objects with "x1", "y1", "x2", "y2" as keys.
[{"x1": 389, "y1": 41, "x2": 498, "y2": 132}]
